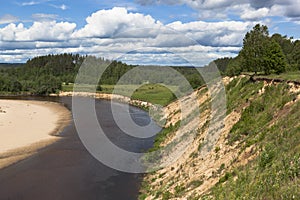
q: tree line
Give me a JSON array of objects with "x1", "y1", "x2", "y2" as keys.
[
  {"x1": 0, "y1": 54, "x2": 83, "y2": 94},
  {"x1": 0, "y1": 54, "x2": 204, "y2": 95},
  {"x1": 214, "y1": 24, "x2": 300, "y2": 76},
  {"x1": 0, "y1": 23, "x2": 297, "y2": 95}
]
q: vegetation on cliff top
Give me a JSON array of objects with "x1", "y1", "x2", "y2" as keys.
[{"x1": 215, "y1": 24, "x2": 300, "y2": 77}]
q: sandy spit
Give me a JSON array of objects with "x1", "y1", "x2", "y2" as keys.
[{"x1": 0, "y1": 100, "x2": 71, "y2": 169}]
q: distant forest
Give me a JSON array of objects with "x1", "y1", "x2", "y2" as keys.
[{"x1": 0, "y1": 54, "x2": 204, "y2": 95}]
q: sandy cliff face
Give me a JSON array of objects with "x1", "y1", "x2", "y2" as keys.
[
  {"x1": 140, "y1": 76, "x2": 300, "y2": 200},
  {"x1": 141, "y1": 79, "x2": 249, "y2": 200}
]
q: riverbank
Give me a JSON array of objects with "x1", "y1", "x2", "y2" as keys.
[
  {"x1": 0, "y1": 97, "x2": 156, "y2": 200},
  {"x1": 0, "y1": 99, "x2": 71, "y2": 169},
  {"x1": 55, "y1": 91, "x2": 156, "y2": 110}
]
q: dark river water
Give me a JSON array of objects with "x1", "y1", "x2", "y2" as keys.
[{"x1": 0, "y1": 96, "x2": 160, "y2": 200}]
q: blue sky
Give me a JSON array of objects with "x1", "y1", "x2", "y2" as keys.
[{"x1": 1, "y1": 0, "x2": 300, "y2": 66}]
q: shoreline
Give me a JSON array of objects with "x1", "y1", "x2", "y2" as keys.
[
  {"x1": 0, "y1": 97, "x2": 152, "y2": 200},
  {"x1": 0, "y1": 99, "x2": 71, "y2": 169},
  {"x1": 54, "y1": 91, "x2": 154, "y2": 109}
]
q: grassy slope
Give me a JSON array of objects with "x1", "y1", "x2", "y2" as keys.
[
  {"x1": 138, "y1": 75, "x2": 300, "y2": 200},
  {"x1": 204, "y1": 78, "x2": 300, "y2": 200}
]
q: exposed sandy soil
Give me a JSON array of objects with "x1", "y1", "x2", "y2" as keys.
[
  {"x1": 142, "y1": 77, "x2": 261, "y2": 200},
  {"x1": 0, "y1": 100, "x2": 71, "y2": 169}
]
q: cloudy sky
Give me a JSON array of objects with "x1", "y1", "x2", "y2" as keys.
[{"x1": 0, "y1": 0, "x2": 300, "y2": 66}]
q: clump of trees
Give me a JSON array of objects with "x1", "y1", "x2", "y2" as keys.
[
  {"x1": 240, "y1": 24, "x2": 286, "y2": 75},
  {"x1": 215, "y1": 24, "x2": 300, "y2": 76},
  {"x1": 0, "y1": 53, "x2": 85, "y2": 94}
]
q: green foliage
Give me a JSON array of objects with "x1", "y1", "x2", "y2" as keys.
[
  {"x1": 0, "y1": 63, "x2": 24, "y2": 68},
  {"x1": 149, "y1": 120, "x2": 181, "y2": 152},
  {"x1": 214, "y1": 146, "x2": 221, "y2": 153},
  {"x1": 259, "y1": 144, "x2": 276, "y2": 169},
  {"x1": 213, "y1": 57, "x2": 233, "y2": 75},
  {"x1": 0, "y1": 53, "x2": 84, "y2": 94},
  {"x1": 263, "y1": 39, "x2": 287, "y2": 74},
  {"x1": 0, "y1": 54, "x2": 205, "y2": 97},
  {"x1": 228, "y1": 83, "x2": 293, "y2": 143},
  {"x1": 237, "y1": 24, "x2": 287, "y2": 75},
  {"x1": 271, "y1": 33, "x2": 299, "y2": 71},
  {"x1": 218, "y1": 172, "x2": 232, "y2": 184},
  {"x1": 271, "y1": 33, "x2": 294, "y2": 56},
  {"x1": 225, "y1": 56, "x2": 243, "y2": 76},
  {"x1": 226, "y1": 77, "x2": 263, "y2": 114},
  {"x1": 174, "y1": 184, "x2": 185, "y2": 197},
  {"x1": 291, "y1": 40, "x2": 300, "y2": 70},
  {"x1": 173, "y1": 67, "x2": 204, "y2": 89},
  {"x1": 219, "y1": 24, "x2": 300, "y2": 76},
  {"x1": 138, "y1": 193, "x2": 147, "y2": 200},
  {"x1": 162, "y1": 191, "x2": 172, "y2": 200},
  {"x1": 240, "y1": 24, "x2": 270, "y2": 74}
]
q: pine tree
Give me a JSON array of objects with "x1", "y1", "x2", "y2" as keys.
[
  {"x1": 264, "y1": 39, "x2": 287, "y2": 74},
  {"x1": 240, "y1": 24, "x2": 287, "y2": 75},
  {"x1": 240, "y1": 24, "x2": 269, "y2": 74}
]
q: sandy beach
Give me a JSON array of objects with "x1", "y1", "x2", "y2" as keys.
[{"x1": 0, "y1": 99, "x2": 71, "y2": 169}]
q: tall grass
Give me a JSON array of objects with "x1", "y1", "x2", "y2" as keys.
[{"x1": 207, "y1": 82, "x2": 300, "y2": 199}]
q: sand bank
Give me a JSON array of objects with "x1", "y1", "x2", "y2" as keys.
[{"x1": 0, "y1": 99, "x2": 71, "y2": 169}]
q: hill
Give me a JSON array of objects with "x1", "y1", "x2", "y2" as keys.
[{"x1": 139, "y1": 75, "x2": 300, "y2": 199}]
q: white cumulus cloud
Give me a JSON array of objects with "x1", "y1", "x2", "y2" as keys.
[
  {"x1": 241, "y1": 7, "x2": 270, "y2": 20},
  {"x1": 167, "y1": 20, "x2": 254, "y2": 46},
  {"x1": 135, "y1": 0, "x2": 300, "y2": 21},
  {"x1": 0, "y1": 21, "x2": 76, "y2": 42},
  {"x1": 0, "y1": 7, "x2": 255, "y2": 65},
  {"x1": 72, "y1": 7, "x2": 163, "y2": 38}
]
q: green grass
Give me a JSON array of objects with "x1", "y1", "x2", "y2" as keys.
[
  {"x1": 62, "y1": 83, "x2": 97, "y2": 92},
  {"x1": 130, "y1": 84, "x2": 178, "y2": 106},
  {"x1": 226, "y1": 77, "x2": 264, "y2": 114},
  {"x1": 61, "y1": 83, "x2": 74, "y2": 91},
  {"x1": 228, "y1": 83, "x2": 294, "y2": 144},
  {"x1": 258, "y1": 71, "x2": 300, "y2": 82},
  {"x1": 149, "y1": 120, "x2": 181, "y2": 152},
  {"x1": 207, "y1": 81, "x2": 300, "y2": 199}
]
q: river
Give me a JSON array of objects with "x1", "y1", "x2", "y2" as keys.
[{"x1": 0, "y1": 96, "x2": 160, "y2": 200}]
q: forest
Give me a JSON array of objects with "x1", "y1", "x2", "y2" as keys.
[{"x1": 0, "y1": 54, "x2": 204, "y2": 95}]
